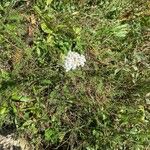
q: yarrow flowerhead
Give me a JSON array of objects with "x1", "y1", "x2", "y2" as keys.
[{"x1": 64, "y1": 51, "x2": 86, "y2": 72}]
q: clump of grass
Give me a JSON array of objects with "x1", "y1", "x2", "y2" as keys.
[{"x1": 0, "y1": 0, "x2": 150, "y2": 149}]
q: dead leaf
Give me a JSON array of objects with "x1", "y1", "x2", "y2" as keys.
[
  {"x1": 28, "y1": 25, "x2": 33, "y2": 37},
  {"x1": 30, "y1": 14, "x2": 36, "y2": 25},
  {"x1": 12, "y1": 49, "x2": 23, "y2": 65}
]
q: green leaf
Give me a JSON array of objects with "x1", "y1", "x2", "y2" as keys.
[
  {"x1": 46, "y1": 0, "x2": 53, "y2": 5},
  {"x1": 0, "y1": 4, "x2": 4, "y2": 11},
  {"x1": 45, "y1": 128, "x2": 58, "y2": 141},
  {"x1": 0, "y1": 107, "x2": 7, "y2": 115},
  {"x1": 59, "y1": 132, "x2": 65, "y2": 142},
  {"x1": 36, "y1": 47, "x2": 41, "y2": 56},
  {"x1": 114, "y1": 68, "x2": 121, "y2": 75},
  {"x1": 41, "y1": 79, "x2": 52, "y2": 85},
  {"x1": 41, "y1": 22, "x2": 53, "y2": 34},
  {"x1": 73, "y1": 27, "x2": 82, "y2": 35},
  {"x1": 47, "y1": 34, "x2": 54, "y2": 45},
  {"x1": 0, "y1": 70, "x2": 10, "y2": 80},
  {"x1": 12, "y1": 94, "x2": 30, "y2": 102},
  {"x1": 112, "y1": 23, "x2": 130, "y2": 38}
]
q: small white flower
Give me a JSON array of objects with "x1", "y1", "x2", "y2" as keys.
[{"x1": 64, "y1": 51, "x2": 86, "y2": 72}]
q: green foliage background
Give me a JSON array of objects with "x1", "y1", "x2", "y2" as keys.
[{"x1": 0, "y1": 0, "x2": 150, "y2": 149}]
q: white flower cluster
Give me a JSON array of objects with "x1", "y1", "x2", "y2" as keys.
[{"x1": 64, "y1": 51, "x2": 86, "y2": 72}]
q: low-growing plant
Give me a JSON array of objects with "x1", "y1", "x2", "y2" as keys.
[{"x1": 0, "y1": 0, "x2": 150, "y2": 149}]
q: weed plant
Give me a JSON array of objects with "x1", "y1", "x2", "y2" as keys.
[{"x1": 0, "y1": 0, "x2": 150, "y2": 149}]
